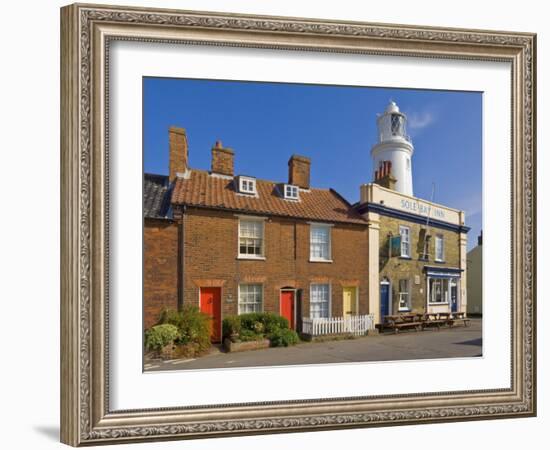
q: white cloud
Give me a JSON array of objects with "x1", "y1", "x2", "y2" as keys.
[{"x1": 407, "y1": 111, "x2": 435, "y2": 130}]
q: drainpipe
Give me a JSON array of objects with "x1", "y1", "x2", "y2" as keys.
[{"x1": 178, "y1": 205, "x2": 186, "y2": 311}]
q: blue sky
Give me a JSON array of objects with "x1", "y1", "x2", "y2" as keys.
[{"x1": 143, "y1": 78, "x2": 482, "y2": 250}]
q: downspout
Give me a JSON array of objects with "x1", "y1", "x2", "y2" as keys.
[{"x1": 178, "y1": 205, "x2": 186, "y2": 311}]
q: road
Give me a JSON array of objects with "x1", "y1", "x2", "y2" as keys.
[{"x1": 144, "y1": 318, "x2": 482, "y2": 372}]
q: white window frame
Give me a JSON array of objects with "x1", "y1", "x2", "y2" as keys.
[
  {"x1": 309, "y1": 283, "x2": 331, "y2": 319},
  {"x1": 237, "y1": 217, "x2": 266, "y2": 260},
  {"x1": 399, "y1": 225, "x2": 411, "y2": 258},
  {"x1": 283, "y1": 184, "x2": 299, "y2": 200},
  {"x1": 238, "y1": 283, "x2": 264, "y2": 314},
  {"x1": 238, "y1": 176, "x2": 257, "y2": 195},
  {"x1": 435, "y1": 234, "x2": 445, "y2": 262},
  {"x1": 428, "y1": 278, "x2": 450, "y2": 304},
  {"x1": 398, "y1": 279, "x2": 411, "y2": 311},
  {"x1": 309, "y1": 223, "x2": 333, "y2": 262}
]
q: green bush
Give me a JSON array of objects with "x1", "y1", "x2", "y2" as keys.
[
  {"x1": 144, "y1": 324, "x2": 180, "y2": 352},
  {"x1": 238, "y1": 329, "x2": 264, "y2": 342},
  {"x1": 269, "y1": 328, "x2": 299, "y2": 347},
  {"x1": 222, "y1": 315, "x2": 241, "y2": 339},
  {"x1": 239, "y1": 312, "x2": 289, "y2": 334},
  {"x1": 158, "y1": 306, "x2": 211, "y2": 354},
  {"x1": 222, "y1": 313, "x2": 293, "y2": 344},
  {"x1": 261, "y1": 313, "x2": 289, "y2": 334}
]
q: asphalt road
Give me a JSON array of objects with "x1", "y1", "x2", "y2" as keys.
[{"x1": 144, "y1": 318, "x2": 482, "y2": 372}]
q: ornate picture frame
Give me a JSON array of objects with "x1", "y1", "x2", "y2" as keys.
[{"x1": 60, "y1": 3, "x2": 536, "y2": 446}]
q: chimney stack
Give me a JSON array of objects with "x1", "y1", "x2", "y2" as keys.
[
  {"x1": 211, "y1": 140, "x2": 234, "y2": 176},
  {"x1": 169, "y1": 126, "x2": 188, "y2": 182},
  {"x1": 288, "y1": 155, "x2": 311, "y2": 189},
  {"x1": 374, "y1": 160, "x2": 397, "y2": 190}
]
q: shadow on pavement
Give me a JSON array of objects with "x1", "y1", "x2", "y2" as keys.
[{"x1": 455, "y1": 337, "x2": 482, "y2": 346}]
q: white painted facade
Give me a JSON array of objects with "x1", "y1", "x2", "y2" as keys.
[{"x1": 370, "y1": 101, "x2": 414, "y2": 196}]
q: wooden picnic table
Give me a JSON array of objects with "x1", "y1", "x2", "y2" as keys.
[
  {"x1": 382, "y1": 312, "x2": 471, "y2": 333},
  {"x1": 449, "y1": 311, "x2": 471, "y2": 327},
  {"x1": 382, "y1": 313, "x2": 424, "y2": 333},
  {"x1": 421, "y1": 313, "x2": 448, "y2": 330}
]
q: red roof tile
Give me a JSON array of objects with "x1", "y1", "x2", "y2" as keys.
[{"x1": 171, "y1": 170, "x2": 366, "y2": 225}]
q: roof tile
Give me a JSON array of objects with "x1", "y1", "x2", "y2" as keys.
[{"x1": 171, "y1": 170, "x2": 366, "y2": 225}]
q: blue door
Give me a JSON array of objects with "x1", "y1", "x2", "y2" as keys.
[
  {"x1": 380, "y1": 283, "x2": 390, "y2": 318},
  {"x1": 450, "y1": 279, "x2": 458, "y2": 312}
]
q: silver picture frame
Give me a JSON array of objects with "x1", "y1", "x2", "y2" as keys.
[{"x1": 60, "y1": 3, "x2": 536, "y2": 446}]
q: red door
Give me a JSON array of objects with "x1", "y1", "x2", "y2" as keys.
[
  {"x1": 280, "y1": 290, "x2": 295, "y2": 329},
  {"x1": 200, "y1": 287, "x2": 221, "y2": 343}
]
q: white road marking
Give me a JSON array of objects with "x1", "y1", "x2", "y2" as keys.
[{"x1": 171, "y1": 359, "x2": 196, "y2": 365}]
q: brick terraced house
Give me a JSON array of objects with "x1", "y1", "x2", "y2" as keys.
[
  {"x1": 144, "y1": 127, "x2": 369, "y2": 341},
  {"x1": 144, "y1": 101, "x2": 470, "y2": 341}
]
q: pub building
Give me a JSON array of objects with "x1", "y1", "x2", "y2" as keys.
[{"x1": 355, "y1": 101, "x2": 470, "y2": 325}]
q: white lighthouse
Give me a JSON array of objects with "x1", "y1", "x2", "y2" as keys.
[{"x1": 371, "y1": 101, "x2": 414, "y2": 196}]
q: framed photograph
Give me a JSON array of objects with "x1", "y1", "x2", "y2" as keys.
[{"x1": 60, "y1": 3, "x2": 536, "y2": 446}]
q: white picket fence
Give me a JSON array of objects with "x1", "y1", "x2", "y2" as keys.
[{"x1": 302, "y1": 314, "x2": 375, "y2": 337}]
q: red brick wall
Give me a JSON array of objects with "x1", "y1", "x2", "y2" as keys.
[
  {"x1": 143, "y1": 219, "x2": 179, "y2": 329},
  {"x1": 180, "y1": 207, "x2": 369, "y2": 325}
]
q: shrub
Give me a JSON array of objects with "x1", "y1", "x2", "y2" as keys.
[
  {"x1": 158, "y1": 306, "x2": 211, "y2": 354},
  {"x1": 238, "y1": 329, "x2": 264, "y2": 342},
  {"x1": 222, "y1": 315, "x2": 241, "y2": 339},
  {"x1": 144, "y1": 324, "x2": 180, "y2": 352},
  {"x1": 239, "y1": 312, "x2": 289, "y2": 334},
  {"x1": 238, "y1": 313, "x2": 262, "y2": 333},
  {"x1": 269, "y1": 328, "x2": 299, "y2": 347},
  {"x1": 157, "y1": 309, "x2": 183, "y2": 328},
  {"x1": 262, "y1": 313, "x2": 289, "y2": 334}
]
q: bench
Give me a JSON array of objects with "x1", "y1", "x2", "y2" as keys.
[
  {"x1": 421, "y1": 314, "x2": 448, "y2": 330},
  {"x1": 382, "y1": 312, "x2": 471, "y2": 333},
  {"x1": 450, "y1": 312, "x2": 471, "y2": 327},
  {"x1": 382, "y1": 314, "x2": 424, "y2": 334}
]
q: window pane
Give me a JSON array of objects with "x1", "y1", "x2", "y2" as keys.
[
  {"x1": 310, "y1": 226, "x2": 330, "y2": 260},
  {"x1": 310, "y1": 284, "x2": 329, "y2": 318},
  {"x1": 239, "y1": 221, "x2": 263, "y2": 256},
  {"x1": 239, "y1": 284, "x2": 263, "y2": 314},
  {"x1": 435, "y1": 236, "x2": 444, "y2": 260},
  {"x1": 399, "y1": 226, "x2": 410, "y2": 257}
]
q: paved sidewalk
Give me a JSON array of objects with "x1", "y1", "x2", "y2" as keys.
[{"x1": 144, "y1": 318, "x2": 482, "y2": 372}]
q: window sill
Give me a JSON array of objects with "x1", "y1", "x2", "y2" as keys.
[
  {"x1": 398, "y1": 256, "x2": 412, "y2": 260},
  {"x1": 428, "y1": 302, "x2": 449, "y2": 305},
  {"x1": 309, "y1": 258, "x2": 333, "y2": 263},
  {"x1": 398, "y1": 308, "x2": 411, "y2": 312},
  {"x1": 434, "y1": 260, "x2": 446, "y2": 264},
  {"x1": 237, "y1": 255, "x2": 266, "y2": 261}
]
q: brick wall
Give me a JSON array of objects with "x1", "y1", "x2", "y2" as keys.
[
  {"x1": 143, "y1": 219, "x2": 180, "y2": 328},
  {"x1": 181, "y1": 207, "x2": 369, "y2": 324},
  {"x1": 378, "y1": 215, "x2": 461, "y2": 314}
]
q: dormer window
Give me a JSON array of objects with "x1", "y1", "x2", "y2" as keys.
[
  {"x1": 237, "y1": 176, "x2": 257, "y2": 195},
  {"x1": 283, "y1": 184, "x2": 299, "y2": 200}
]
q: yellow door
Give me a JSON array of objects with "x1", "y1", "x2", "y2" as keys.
[{"x1": 343, "y1": 287, "x2": 357, "y2": 317}]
